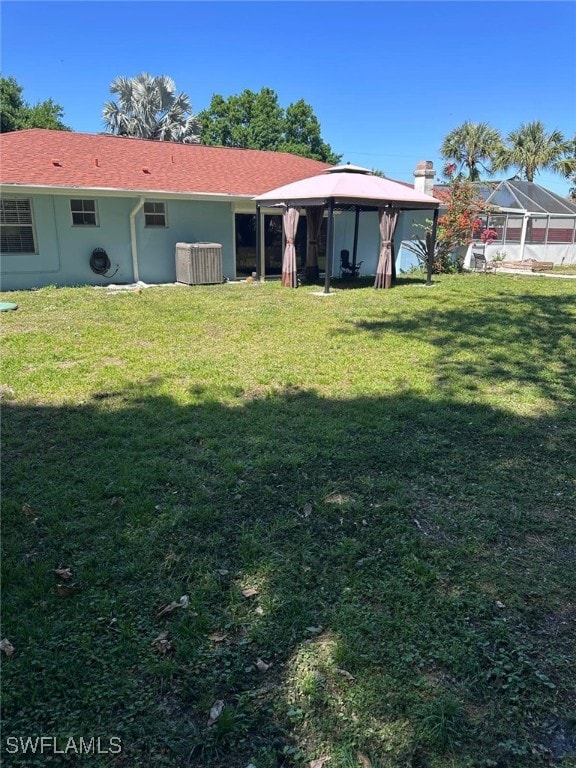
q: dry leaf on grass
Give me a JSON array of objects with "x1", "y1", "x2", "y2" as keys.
[
  {"x1": 336, "y1": 668, "x2": 355, "y2": 682},
  {"x1": 309, "y1": 757, "x2": 331, "y2": 768},
  {"x1": 54, "y1": 566, "x2": 72, "y2": 580},
  {"x1": 357, "y1": 752, "x2": 372, "y2": 767},
  {"x1": 56, "y1": 583, "x2": 81, "y2": 596},
  {"x1": 207, "y1": 699, "x2": 224, "y2": 726},
  {"x1": 151, "y1": 632, "x2": 173, "y2": 655},
  {"x1": 0, "y1": 638, "x2": 15, "y2": 657},
  {"x1": 242, "y1": 588, "x2": 259, "y2": 598},
  {"x1": 156, "y1": 594, "x2": 190, "y2": 618},
  {"x1": 22, "y1": 503, "x2": 37, "y2": 518},
  {"x1": 255, "y1": 658, "x2": 270, "y2": 672},
  {"x1": 208, "y1": 632, "x2": 228, "y2": 643}
]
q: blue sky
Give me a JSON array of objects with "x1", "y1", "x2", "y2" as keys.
[{"x1": 2, "y1": 1, "x2": 575, "y2": 195}]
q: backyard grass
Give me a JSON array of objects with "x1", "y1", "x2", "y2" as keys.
[{"x1": 1, "y1": 273, "x2": 575, "y2": 768}]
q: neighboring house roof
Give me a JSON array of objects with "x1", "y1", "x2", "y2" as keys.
[
  {"x1": 483, "y1": 179, "x2": 576, "y2": 215},
  {"x1": 0, "y1": 129, "x2": 332, "y2": 197}
]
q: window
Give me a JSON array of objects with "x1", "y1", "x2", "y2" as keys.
[
  {"x1": 70, "y1": 199, "x2": 98, "y2": 226},
  {"x1": 547, "y1": 217, "x2": 575, "y2": 244},
  {"x1": 144, "y1": 202, "x2": 167, "y2": 227},
  {"x1": 0, "y1": 199, "x2": 37, "y2": 254}
]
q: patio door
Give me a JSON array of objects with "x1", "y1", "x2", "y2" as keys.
[
  {"x1": 234, "y1": 212, "x2": 326, "y2": 278},
  {"x1": 235, "y1": 213, "x2": 283, "y2": 277}
]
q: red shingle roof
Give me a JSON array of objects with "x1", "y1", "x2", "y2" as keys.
[{"x1": 0, "y1": 129, "x2": 332, "y2": 197}]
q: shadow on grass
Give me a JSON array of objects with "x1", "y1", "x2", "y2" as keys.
[
  {"x1": 2, "y1": 387, "x2": 575, "y2": 767},
  {"x1": 346, "y1": 292, "x2": 576, "y2": 403}
]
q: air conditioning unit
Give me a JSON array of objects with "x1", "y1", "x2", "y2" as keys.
[{"x1": 175, "y1": 242, "x2": 223, "y2": 285}]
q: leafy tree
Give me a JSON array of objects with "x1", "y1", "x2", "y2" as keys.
[
  {"x1": 198, "y1": 88, "x2": 341, "y2": 163},
  {"x1": 0, "y1": 75, "x2": 69, "y2": 132},
  {"x1": 406, "y1": 170, "x2": 492, "y2": 273},
  {"x1": 198, "y1": 88, "x2": 284, "y2": 151},
  {"x1": 440, "y1": 121, "x2": 503, "y2": 181},
  {"x1": 279, "y1": 99, "x2": 341, "y2": 164},
  {"x1": 102, "y1": 73, "x2": 199, "y2": 143},
  {"x1": 493, "y1": 121, "x2": 569, "y2": 182}
]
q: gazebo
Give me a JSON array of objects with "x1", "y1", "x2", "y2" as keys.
[{"x1": 254, "y1": 165, "x2": 440, "y2": 292}]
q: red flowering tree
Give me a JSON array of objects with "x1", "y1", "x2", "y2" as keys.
[
  {"x1": 433, "y1": 170, "x2": 488, "y2": 271},
  {"x1": 406, "y1": 166, "x2": 495, "y2": 274}
]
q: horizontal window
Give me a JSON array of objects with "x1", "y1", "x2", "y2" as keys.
[
  {"x1": 144, "y1": 202, "x2": 167, "y2": 227},
  {"x1": 0, "y1": 199, "x2": 37, "y2": 254},
  {"x1": 71, "y1": 199, "x2": 98, "y2": 226},
  {"x1": 547, "y1": 217, "x2": 575, "y2": 244}
]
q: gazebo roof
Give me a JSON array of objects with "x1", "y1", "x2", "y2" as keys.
[{"x1": 254, "y1": 164, "x2": 440, "y2": 210}]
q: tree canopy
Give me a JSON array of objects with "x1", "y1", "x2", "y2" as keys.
[
  {"x1": 440, "y1": 121, "x2": 503, "y2": 181},
  {"x1": 0, "y1": 76, "x2": 69, "y2": 133},
  {"x1": 493, "y1": 121, "x2": 570, "y2": 183},
  {"x1": 440, "y1": 119, "x2": 573, "y2": 192},
  {"x1": 198, "y1": 88, "x2": 341, "y2": 164},
  {"x1": 102, "y1": 73, "x2": 200, "y2": 143}
]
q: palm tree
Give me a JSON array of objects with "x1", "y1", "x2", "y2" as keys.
[
  {"x1": 102, "y1": 73, "x2": 199, "y2": 143},
  {"x1": 493, "y1": 121, "x2": 569, "y2": 182},
  {"x1": 553, "y1": 135, "x2": 576, "y2": 198},
  {"x1": 440, "y1": 121, "x2": 503, "y2": 181}
]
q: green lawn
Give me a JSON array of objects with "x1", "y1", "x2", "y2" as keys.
[{"x1": 1, "y1": 274, "x2": 575, "y2": 768}]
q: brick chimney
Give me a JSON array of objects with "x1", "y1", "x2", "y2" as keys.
[{"x1": 414, "y1": 160, "x2": 435, "y2": 196}]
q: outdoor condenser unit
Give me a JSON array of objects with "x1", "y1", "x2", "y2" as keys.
[{"x1": 175, "y1": 242, "x2": 223, "y2": 285}]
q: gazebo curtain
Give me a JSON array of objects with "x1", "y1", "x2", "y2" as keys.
[
  {"x1": 305, "y1": 205, "x2": 324, "y2": 280},
  {"x1": 374, "y1": 207, "x2": 399, "y2": 289},
  {"x1": 281, "y1": 206, "x2": 300, "y2": 288}
]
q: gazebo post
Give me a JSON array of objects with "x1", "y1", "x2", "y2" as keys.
[
  {"x1": 255, "y1": 204, "x2": 264, "y2": 282},
  {"x1": 427, "y1": 207, "x2": 439, "y2": 286},
  {"x1": 352, "y1": 206, "x2": 360, "y2": 271},
  {"x1": 323, "y1": 198, "x2": 335, "y2": 294}
]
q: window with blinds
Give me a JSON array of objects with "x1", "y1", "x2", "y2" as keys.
[{"x1": 0, "y1": 199, "x2": 37, "y2": 254}]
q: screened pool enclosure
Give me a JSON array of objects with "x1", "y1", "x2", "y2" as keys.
[{"x1": 464, "y1": 179, "x2": 576, "y2": 267}]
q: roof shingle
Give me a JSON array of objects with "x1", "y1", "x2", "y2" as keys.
[{"x1": 0, "y1": 129, "x2": 332, "y2": 196}]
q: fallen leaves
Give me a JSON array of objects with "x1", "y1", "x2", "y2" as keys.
[
  {"x1": 151, "y1": 632, "x2": 173, "y2": 655},
  {"x1": 336, "y1": 668, "x2": 355, "y2": 682},
  {"x1": 207, "y1": 699, "x2": 224, "y2": 726},
  {"x1": 21, "y1": 503, "x2": 38, "y2": 518},
  {"x1": 208, "y1": 632, "x2": 228, "y2": 643},
  {"x1": 255, "y1": 658, "x2": 270, "y2": 673},
  {"x1": 54, "y1": 566, "x2": 73, "y2": 580},
  {"x1": 56, "y1": 583, "x2": 81, "y2": 597},
  {"x1": 298, "y1": 502, "x2": 313, "y2": 518},
  {"x1": 241, "y1": 588, "x2": 259, "y2": 598},
  {"x1": 156, "y1": 594, "x2": 190, "y2": 618},
  {"x1": 309, "y1": 757, "x2": 331, "y2": 768},
  {"x1": 0, "y1": 638, "x2": 15, "y2": 657},
  {"x1": 357, "y1": 752, "x2": 372, "y2": 767}
]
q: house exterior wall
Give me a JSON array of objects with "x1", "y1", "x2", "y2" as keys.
[
  {"x1": 395, "y1": 210, "x2": 434, "y2": 273},
  {"x1": 0, "y1": 192, "x2": 238, "y2": 291},
  {"x1": 332, "y1": 210, "x2": 380, "y2": 275},
  {"x1": 329, "y1": 209, "x2": 435, "y2": 277}
]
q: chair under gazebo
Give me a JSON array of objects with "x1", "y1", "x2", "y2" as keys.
[{"x1": 254, "y1": 164, "x2": 440, "y2": 292}]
